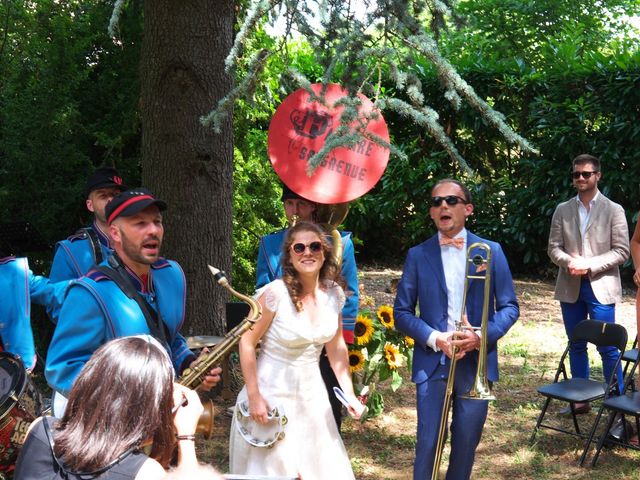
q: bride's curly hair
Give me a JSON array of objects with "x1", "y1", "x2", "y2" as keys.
[{"x1": 281, "y1": 221, "x2": 345, "y2": 312}]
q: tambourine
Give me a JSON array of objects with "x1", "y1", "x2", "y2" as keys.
[{"x1": 235, "y1": 401, "x2": 288, "y2": 448}]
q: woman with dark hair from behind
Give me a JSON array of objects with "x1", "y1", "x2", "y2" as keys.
[{"x1": 14, "y1": 336, "x2": 223, "y2": 479}]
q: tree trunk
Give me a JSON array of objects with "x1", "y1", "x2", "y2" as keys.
[{"x1": 140, "y1": 1, "x2": 234, "y2": 336}]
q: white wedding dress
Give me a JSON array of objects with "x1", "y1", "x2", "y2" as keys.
[{"x1": 229, "y1": 279, "x2": 355, "y2": 479}]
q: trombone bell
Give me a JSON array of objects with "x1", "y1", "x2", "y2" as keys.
[{"x1": 461, "y1": 242, "x2": 495, "y2": 401}]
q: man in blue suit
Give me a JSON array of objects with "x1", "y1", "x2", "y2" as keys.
[{"x1": 394, "y1": 179, "x2": 519, "y2": 480}]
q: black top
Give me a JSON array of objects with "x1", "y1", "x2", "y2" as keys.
[{"x1": 14, "y1": 418, "x2": 148, "y2": 479}]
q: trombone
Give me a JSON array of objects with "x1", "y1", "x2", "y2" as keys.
[{"x1": 432, "y1": 242, "x2": 495, "y2": 480}]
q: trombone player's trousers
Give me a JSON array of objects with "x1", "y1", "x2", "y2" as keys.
[{"x1": 414, "y1": 356, "x2": 488, "y2": 480}]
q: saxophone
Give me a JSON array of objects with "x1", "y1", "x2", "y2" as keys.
[{"x1": 178, "y1": 265, "x2": 261, "y2": 438}]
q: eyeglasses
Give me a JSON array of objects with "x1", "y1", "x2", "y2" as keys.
[
  {"x1": 291, "y1": 241, "x2": 323, "y2": 255},
  {"x1": 571, "y1": 171, "x2": 599, "y2": 179},
  {"x1": 431, "y1": 196, "x2": 466, "y2": 207}
]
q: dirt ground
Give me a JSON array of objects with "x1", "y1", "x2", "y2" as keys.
[{"x1": 204, "y1": 265, "x2": 640, "y2": 479}]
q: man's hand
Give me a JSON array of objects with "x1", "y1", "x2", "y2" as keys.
[
  {"x1": 435, "y1": 332, "x2": 456, "y2": 359},
  {"x1": 198, "y1": 366, "x2": 222, "y2": 391},
  {"x1": 450, "y1": 328, "x2": 481, "y2": 359},
  {"x1": 568, "y1": 255, "x2": 590, "y2": 276},
  {"x1": 437, "y1": 315, "x2": 481, "y2": 360}
]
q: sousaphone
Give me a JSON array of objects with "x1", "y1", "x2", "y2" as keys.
[{"x1": 267, "y1": 83, "x2": 390, "y2": 253}]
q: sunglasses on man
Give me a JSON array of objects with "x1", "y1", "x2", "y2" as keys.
[
  {"x1": 571, "y1": 171, "x2": 598, "y2": 179},
  {"x1": 291, "y1": 241, "x2": 323, "y2": 255},
  {"x1": 430, "y1": 195, "x2": 467, "y2": 207}
]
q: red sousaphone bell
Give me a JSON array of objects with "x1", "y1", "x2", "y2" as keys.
[{"x1": 268, "y1": 83, "x2": 390, "y2": 257}]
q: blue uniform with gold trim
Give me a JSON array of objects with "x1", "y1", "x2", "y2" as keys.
[
  {"x1": 256, "y1": 228, "x2": 359, "y2": 344},
  {"x1": 49, "y1": 221, "x2": 112, "y2": 282},
  {"x1": 0, "y1": 257, "x2": 67, "y2": 369},
  {"x1": 45, "y1": 255, "x2": 194, "y2": 395}
]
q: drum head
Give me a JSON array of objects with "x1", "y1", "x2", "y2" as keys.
[{"x1": 0, "y1": 353, "x2": 26, "y2": 420}]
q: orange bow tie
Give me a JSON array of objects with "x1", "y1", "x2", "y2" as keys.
[{"x1": 439, "y1": 237, "x2": 464, "y2": 249}]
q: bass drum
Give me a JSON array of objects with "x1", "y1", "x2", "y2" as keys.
[{"x1": 0, "y1": 352, "x2": 43, "y2": 476}]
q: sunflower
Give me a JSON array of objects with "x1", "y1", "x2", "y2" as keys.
[
  {"x1": 404, "y1": 336, "x2": 415, "y2": 347},
  {"x1": 354, "y1": 314, "x2": 375, "y2": 345},
  {"x1": 348, "y1": 349, "x2": 365, "y2": 373},
  {"x1": 377, "y1": 305, "x2": 394, "y2": 329},
  {"x1": 384, "y1": 342, "x2": 403, "y2": 370}
]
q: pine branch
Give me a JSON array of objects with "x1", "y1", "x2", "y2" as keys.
[
  {"x1": 226, "y1": 0, "x2": 282, "y2": 72},
  {"x1": 108, "y1": 0, "x2": 127, "y2": 38},
  {"x1": 200, "y1": 49, "x2": 270, "y2": 133},
  {"x1": 198, "y1": 0, "x2": 539, "y2": 178},
  {"x1": 378, "y1": 97, "x2": 472, "y2": 174},
  {"x1": 387, "y1": 0, "x2": 539, "y2": 155}
]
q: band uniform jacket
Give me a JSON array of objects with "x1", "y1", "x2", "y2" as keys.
[
  {"x1": 548, "y1": 192, "x2": 629, "y2": 305},
  {"x1": 256, "y1": 228, "x2": 359, "y2": 344},
  {"x1": 0, "y1": 257, "x2": 67, "y2": 369},
  {"x1": 49, "y1": 221, "x2": 113, "y2": 283},
  {"x1": 45, "y1": 256, "x2": 193, "y2": 395},
  {"x1": 394, "y1": 231, "x2": 519, "y2": 385}
]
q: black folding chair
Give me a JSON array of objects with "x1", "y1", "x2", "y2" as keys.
[
  {"x1": 583, "y1": 335, "x2": 640, "y2": 466},
  {"x1": 621, "y1": 336, "x2": 638, "y2": 392},
  {"x1": 530, "y1": 320, "x2": 627, "y2": 449}
]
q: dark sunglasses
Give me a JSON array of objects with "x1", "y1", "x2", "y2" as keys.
[
  {"x1": 571, "y1": 171, "x2": 598, "y2": 179},
  {"x1": 291, "y1": 241, "x2": 323, "y2": 255},
  {"x1": 431, "y1": 195, "x2": 466, "y2": 207}
]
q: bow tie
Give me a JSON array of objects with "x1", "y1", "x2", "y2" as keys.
[{"x1": 439, "y1": 237, "x2": 464, "y2": 249}]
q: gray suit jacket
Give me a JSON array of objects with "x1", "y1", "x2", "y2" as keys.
[{"x1": 548, "y1": 191, "x2": 629, "y2": 304}]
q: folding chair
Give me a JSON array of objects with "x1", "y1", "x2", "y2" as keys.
[
  {"x1": 621, "y1": 336, "x2": 638, "y2": 392},
  {"x1": 583, "y1": 335, "x2": 640, "y2": 467},
  {"x1": 530, "y1": 320, "x2": 627, "y2": 448}
]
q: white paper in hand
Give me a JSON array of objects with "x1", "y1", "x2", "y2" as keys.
[{"x1": 333, "y1": 386, "x2": 367, "y2": 418}]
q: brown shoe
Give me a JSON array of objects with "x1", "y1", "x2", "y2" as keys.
[{"x1": 559, "y1": 402, "x2": 591, "y2": 416}]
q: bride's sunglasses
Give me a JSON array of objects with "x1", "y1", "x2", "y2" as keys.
[{"x1": 291, "y1": 241, "x2": 323, "y2": 255}]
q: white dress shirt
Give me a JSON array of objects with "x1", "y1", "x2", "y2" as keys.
[
  {"x1": 426, "y1": 229, "x2": 467, "y2": 351},
  {"x1": 576, "y1": 190, "x2": 599, "y2": 241}
]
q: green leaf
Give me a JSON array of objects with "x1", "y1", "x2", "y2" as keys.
[
  {"x1": 365, "y1": 390, "x2": 384, "y2": 419},
  {"x1": 391, "y1": 370, "x2": 403, "y2": 391}
]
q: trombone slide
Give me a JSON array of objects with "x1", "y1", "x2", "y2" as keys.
[{"x1": 431, "y1": 242, "x2": 495, "y2": 479}]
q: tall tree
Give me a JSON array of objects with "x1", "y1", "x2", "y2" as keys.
[{"x1": 140, "y1": 1, "x2": 234, "y2": 334}]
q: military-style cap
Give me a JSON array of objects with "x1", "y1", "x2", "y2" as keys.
[
  {"x1": 105, "y1": 188, "x2": 167, "y2": 225},
  {"x1": 281, "y1": 183, "x2": 311, "y2": 202},
  {"x1": 84, "y1": 167, "x2": 127, "y2": 198}
]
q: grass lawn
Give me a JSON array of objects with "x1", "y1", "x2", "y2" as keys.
[{"x1": 203, "y1": 272, "x2": 640, "y2": 479}]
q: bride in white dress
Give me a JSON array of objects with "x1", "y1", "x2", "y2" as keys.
[{"x1": 229, "y1": 221, "x2": 363, "y2": 479}]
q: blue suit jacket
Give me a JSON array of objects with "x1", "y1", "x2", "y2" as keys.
[
  {"x1": 49, "y1": 222, "x2": 112, "y2": 283},
  {"x1": 256, "y1": 228, "x2": 359, "y2": 343},
  {"x1": 45, "y1": 256, "x2": 193, "y2": 395},
  {"x1": 0, "y1": 257, "x2": 67, "y2": 369},
  {"x1": 394, "y1": 232, "x2": 519, "y2": 384}
]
